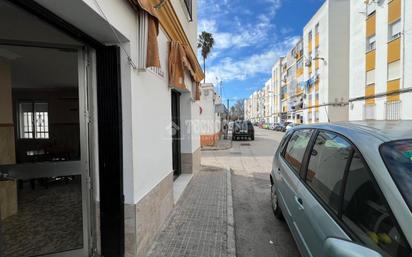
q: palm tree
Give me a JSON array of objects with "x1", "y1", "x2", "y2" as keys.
[{"x1": 197, "y1": 31, "x2": 215, "y2": 82}]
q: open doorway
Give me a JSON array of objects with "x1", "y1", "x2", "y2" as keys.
[{"x1": 0, "y1": 1, "x2": 91, "y2": 256}]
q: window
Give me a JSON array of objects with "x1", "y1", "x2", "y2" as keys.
[
  {"x1": 19, "y1": 102, "x2": 49, "y2": 139},
  {"x1": 388, "y1": 60, "x2": 401, "y2": 81},
  {"x1": 315, "y1": 47, "x2": 320, "y2": 57},
  {"x1": 389, "y1": 20, "x2": 402, "y2": 41},
  {"x1": 367, "y1": 35, "x2": 376, "y2": 52},
  {"x1": 342, "y1": 152, "x2": 411, "y2": 257},
  {"x1": 367, "y1": 2, "x2": 376, "y2": 16},
  {"x1": 315, "y1": 23, "x2": 320, "y2": 35},
  {"x1": 366, "y1": 69, "x2": 376, "y2": 85},
  {"x1": 183, "y1": 0, "x2": 193, "y2": 20},
  {"x1": 315, "y1": 93, "x2": 319, "y2": 101},
  {"x1": 315, "y1": 111, "x2": 319, "y2": 121},
  {"x1": 306, "y1": 131, "x2": 352, "y2": 213},
  {"x1": 283, "y1": 129, "x2": 313, "y2": 172},
  {"x1": 308, "y1": 31, "x2": 313, "y2": 42}
]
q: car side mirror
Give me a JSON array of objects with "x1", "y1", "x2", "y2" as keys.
[{"x1": 324, "y1": 238, "x2": 383, "y2": 257}]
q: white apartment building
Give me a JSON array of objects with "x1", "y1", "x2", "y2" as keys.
[
  {"x1": 303, "y1": 0, "x2": 350, "y2": 123},
  {"x1": 272, "y1": 58, "x2": 284, "y2": 123},
  {"x1": 349, "y1": 0, "x2": 412, "y2": 121},
  {"x1": 263, "y1": 79, "x2": 274, "y2": 123}
]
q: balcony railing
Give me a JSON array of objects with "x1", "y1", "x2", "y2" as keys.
[{"x1": 385, "y1": 101, "x2": 401, "y2": 120}]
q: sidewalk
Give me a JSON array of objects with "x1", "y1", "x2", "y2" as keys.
[
  {"x1": 201, "y1": 139, "x2": 232, "y2": 151},
  {"x1": 147, "y1": 166, "x2": 235, "y2": 257}
]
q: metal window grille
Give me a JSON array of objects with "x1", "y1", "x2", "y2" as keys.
[
  {"x1": 385, "y1": 101, "x2": 401, "y2": 120},
  {"x1": 20, "y1": 102, "x2": 49, "y2": 139}
]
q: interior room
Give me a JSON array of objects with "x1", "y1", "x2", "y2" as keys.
[{"x1": 0, "y1": 1, "x2": 86, "y2": 256}]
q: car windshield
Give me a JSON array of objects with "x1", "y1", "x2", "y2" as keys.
[{"x1": 380, "y1": 140, "x2": 412, "y2": 211}]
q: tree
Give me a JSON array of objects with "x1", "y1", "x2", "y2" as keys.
[
  {"x1": 197, "y1": 31, "x2": 215, "y2": 82},
  {"x1": 230, "y1": 100, "x2": 245, "y2": 120}
]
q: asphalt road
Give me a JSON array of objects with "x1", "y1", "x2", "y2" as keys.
[{"x1": 202, "y1": 128, "x2": 301, "y2": 257}]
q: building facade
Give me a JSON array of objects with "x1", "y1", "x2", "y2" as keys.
[
  {"x1": 303, "y1": 0, "x2": 350, "y2": 124},
  {"x1": 0, "y1": 1, "x2": 203, "y2": 257},
  {"x1": 199, "y1": 83, "x2": 222, "y2": 146},
  {"x1": 349, "y1": 0, "x2": 412, "y2": 121}
]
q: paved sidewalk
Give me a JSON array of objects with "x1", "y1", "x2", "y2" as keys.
[
  {"x1": 201, "y1": 139, "x2": 232, "y2": 151},
  {"x1": 147, "y1": 166, "x2": 235, "y2": 257}
]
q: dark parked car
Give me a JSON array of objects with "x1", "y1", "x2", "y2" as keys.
[
  {"x1": 232, "y1": 121, "x2": 254, "y2": 141},
  {"x1": 276, "y1": 122, "x2": 291, "y2": 132}
]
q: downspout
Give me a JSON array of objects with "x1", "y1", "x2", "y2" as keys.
[{"x1": 401, "y1": 0, "x2": 406, "y2": 90}]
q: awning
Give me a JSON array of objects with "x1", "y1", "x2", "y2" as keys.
[
  {"x1": 169, "y1": 41, "x2": 202, "y2": 99},
  {"x1": 128, "y1": 0, "x2": 161, "y2": 68}
]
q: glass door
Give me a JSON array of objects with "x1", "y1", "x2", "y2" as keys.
[{"x1": 0, "y1": 44, "x2": 90, "y2": 257}]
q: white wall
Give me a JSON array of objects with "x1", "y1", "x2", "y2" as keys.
[{"x1": 327, "y1": 0, "x2": 350, "y2": 122}]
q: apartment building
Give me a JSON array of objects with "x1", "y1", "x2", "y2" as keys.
[
  {"x1": 271, "y1": 58, "x2": 284, "y2": 123},
  {"x1": 303, "y1": 0, "x2": 350, "y2": 123},
  {"x1": 263, "y1": 79, "x2": 275, "y2": 123},
  {"x1": 0, "y1": 1, "x2": 202, "y2": 257},
  {"x1": 349, "y1": 0, "x2": 412, "y2": 120}
]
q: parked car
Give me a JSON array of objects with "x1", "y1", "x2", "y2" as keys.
[
  {"x1": 270, "y1": 123, "x2": 279, "y2": 130},
  {"x1": 277, "y1": 122, "x2": 291, "y2": 132},
  {"x1": 232, "y1": 120, "x2": 254, "y2": 141},
  {"x1": 285, "y1": 123, "x2": 298, "y2": 131},
  {"x1": 270, "y1": 122, "x2": 412, "y2": 257}
]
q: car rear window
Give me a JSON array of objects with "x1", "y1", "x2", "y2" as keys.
[{"x1": 380, "y1": 140, "x2": 412, "y2": 211}]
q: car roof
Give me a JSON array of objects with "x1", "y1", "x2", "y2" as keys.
[{"x1": 295, "y1": 121, "x2": 412, "y2": 142}]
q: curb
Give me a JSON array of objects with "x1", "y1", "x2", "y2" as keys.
[{"x1": 226, "y1": 168, "x2": 237, "y2": 257}]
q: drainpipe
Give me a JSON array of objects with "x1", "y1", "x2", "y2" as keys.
[{"x1": 401, "y1": 0, "x2": 406, "y2": 90}]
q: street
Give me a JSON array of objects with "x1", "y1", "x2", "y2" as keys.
[{"x1": 202, "y1": 128, "x2": 301, "y2": 257}]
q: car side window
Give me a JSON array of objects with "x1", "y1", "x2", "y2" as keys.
[
  {"x1": 305, "y1": 131, "x2": 352, "y2": 214},
  {"x1": 342, "y1": 152, "x2": 411, "y2": 257},
  {"x1": 283, "y1": 129, "x2": 313, "y2": 173}
]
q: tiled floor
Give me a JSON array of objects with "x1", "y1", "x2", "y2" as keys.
[
  {"x1": 148, "y1": 167, "x2": 228, "y2": 257},
  {"x1": 1, "y1": 178, "x2": 83, "y2": 257}
]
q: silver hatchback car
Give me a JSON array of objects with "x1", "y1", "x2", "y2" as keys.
[{"x1": 270, "y1": 122, "x2": 412, "y2": 257}]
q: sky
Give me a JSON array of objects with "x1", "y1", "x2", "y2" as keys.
[{"x1": 197, "y1": 0, "x2": 325, "y2": 106}]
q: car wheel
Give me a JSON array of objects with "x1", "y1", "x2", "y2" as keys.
[
  {"x1": 271, "y1": 184, "x2": 283, "y2": 219},
  {"x1": 251, "y1": 135, "x2": 254, "y2": 140}
]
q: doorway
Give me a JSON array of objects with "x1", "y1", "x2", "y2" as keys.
[
  {"x1": 171, "y1": 90, "x2": 182, "y2": 179},
  {"x1": 0, "y1": 1, "x2": 92, "y2": 256},
  {"x1": 0, "y1": 44, "x2": 91, "y2": 257}
]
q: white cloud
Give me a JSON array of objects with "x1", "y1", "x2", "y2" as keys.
[{"x1": 204, "y1": 36, "x2": 300, "y2": 84}]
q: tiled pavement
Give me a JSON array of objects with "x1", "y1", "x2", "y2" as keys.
[{"x1": 148, "y1": 167, "x2": 232, "y2": 257}]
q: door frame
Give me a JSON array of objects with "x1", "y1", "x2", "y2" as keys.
[
  {"x1": 3, "y1": 1, "x2": 125, "y2": 256},
  {"x1": 171, "y1": 90, "x2": 182, "y2": 179}
]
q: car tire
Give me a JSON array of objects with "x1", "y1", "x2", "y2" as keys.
[
  {"x1": 251, "y1": 135, "x2": 254, "y2": 140},
  {"x1": 271, "y1": 184, "x2": 283, "y2": 219}
]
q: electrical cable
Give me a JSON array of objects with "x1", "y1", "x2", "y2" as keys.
[{"x1": 92, "y1": 0, "x2": 137, "y2": 69}]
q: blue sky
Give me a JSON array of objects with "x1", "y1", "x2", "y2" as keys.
[{"x1": 197, "y1": 0, "x2": 324, "y2": 106}]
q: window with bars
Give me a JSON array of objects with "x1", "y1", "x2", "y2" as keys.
[{"x1": 19, "y1": 102, "x2": 49, "y2": 139}]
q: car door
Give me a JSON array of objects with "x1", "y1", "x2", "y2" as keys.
[
  {"x1": 276, "y1": 129, "x2": 314, "y2": 254},
  {"x1": 296, "y1": 131, "x2": 353, "y2": 257},
  {"x1": 340, "y1": 151, "x2": 411, "y2": 257}
]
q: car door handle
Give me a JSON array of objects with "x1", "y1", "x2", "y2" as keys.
[{"x1": 295, "y1": 196, "x2": 304, "y2": 211}]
